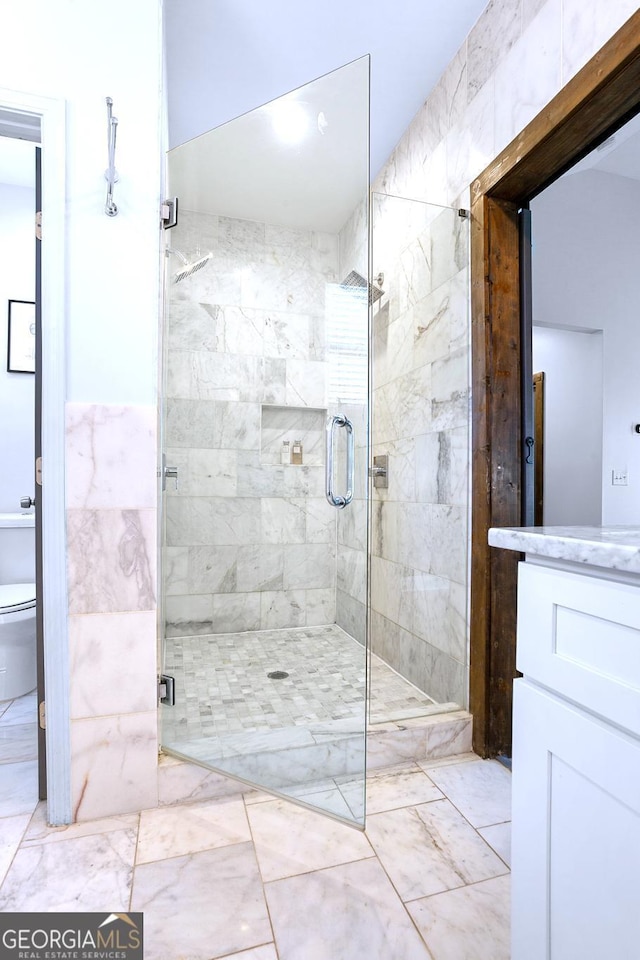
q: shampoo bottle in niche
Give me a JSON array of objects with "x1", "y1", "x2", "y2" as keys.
[
  {"x1": 281, "y1": 440, "x2": 291, "y2": 464},
  {"x1": 291, "y1": 439, "x2": 303, "y2": 464}
]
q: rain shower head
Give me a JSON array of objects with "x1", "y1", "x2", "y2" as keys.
[
  {"x1": 340, "y1": 270, "x2": 385, "y2": 304},
  {"x1": 167, "y1": 248, "x2": 213, "y2": 283}
]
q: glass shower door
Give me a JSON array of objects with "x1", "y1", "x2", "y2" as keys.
[{"x1": 159, "y1": 58, "x2": 371, "y2": 826}]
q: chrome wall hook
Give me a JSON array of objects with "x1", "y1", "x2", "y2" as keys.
[{"x1": 104, "y1": 97, "x2": 119, "y2": 216}]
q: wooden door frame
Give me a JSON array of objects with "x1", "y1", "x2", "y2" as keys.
[{"x1": 470, "y1": 10, "x2": 640, "y2": 757}]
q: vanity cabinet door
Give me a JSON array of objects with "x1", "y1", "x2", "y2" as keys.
[
  {"x1": 512, "y1": 678, "x2": 640, "y2": 960},
  {"x1": 516, "y1": 561, "x2": 640, "y2": 736}
]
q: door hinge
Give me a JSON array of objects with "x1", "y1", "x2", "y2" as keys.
[
  {"x1": 35, "y1": 210, "x2": 42, "y2": 240},
  {"x1": 35, "y1": 456, "x2": 43, "y2": 486},
  {"x1": 161, "y1": 197, "x2": 178, "y2": 230},
  {"x1": 369, "y1": 454, "x2": 389, "y2": 488},
  {"x1": 158, "y1": 674, "x2": 175, "y2": 706},
  {"x1": 39, "y1": 701, "x2": 46, "y2": 730}
]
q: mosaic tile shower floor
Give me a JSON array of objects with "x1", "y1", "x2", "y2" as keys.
[{"x1": 162, "y1": 623, "x2": 449, "y2": 746}]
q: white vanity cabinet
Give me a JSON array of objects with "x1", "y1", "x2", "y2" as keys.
[{"x1": 488, "y1": 526, "x2": 640, "y2": 960}]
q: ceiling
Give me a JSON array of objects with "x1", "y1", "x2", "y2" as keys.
[
  {"x1": 164, "y1": 0, "x2": 490, "y2": 177},
  {"x1": 566, "y1": 111, "x2": 640, "y2": 182}
]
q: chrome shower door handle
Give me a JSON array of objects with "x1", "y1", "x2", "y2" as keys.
[{"x1": 326, "y1": 415, "x2": 354, "y2": 509}]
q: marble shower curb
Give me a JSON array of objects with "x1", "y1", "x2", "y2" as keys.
[{"x1": 158, "y1": 710, "x2": 472, "y2": 807}]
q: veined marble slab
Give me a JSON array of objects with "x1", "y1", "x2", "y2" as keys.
[{"x1": 489, "y1": 525, "x2": 640, "y2": 574}]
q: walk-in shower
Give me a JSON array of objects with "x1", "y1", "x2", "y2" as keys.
[{"x1": 159, "y1": 59, "x2": 470, "y2": 827}]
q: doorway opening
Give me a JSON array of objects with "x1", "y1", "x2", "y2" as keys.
[
  {"x1": 470, "y1": 9, "x2": 640, "y2": 758},
  {"x1": 0, "y1": 131, "x2": 41, "y2": 815},
  {"x1": 0, "y1": 94, "x2": 69, "y2": 825}
]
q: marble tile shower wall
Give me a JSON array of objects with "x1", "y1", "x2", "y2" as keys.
[
  {"x1": 365, "y1": 0, "x2": 639, "y2": 707},
  {"x1": 374, "y1": 0, "x2": 639, "y2": 210},
  {"x1": 164, "y1": 211, "x2": 340, "y2": 635},
  {"x1": 370, "y1": 197, "x2": 469, "y2": 706}
]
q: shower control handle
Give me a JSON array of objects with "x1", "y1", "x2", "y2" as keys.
[{"x1": 20, "y1": 496, "x2": 35, "y2": 509}]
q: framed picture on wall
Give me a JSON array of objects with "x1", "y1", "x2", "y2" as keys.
[{"x1": 7, "y1": 299, "x2": 36, "y2": 374}]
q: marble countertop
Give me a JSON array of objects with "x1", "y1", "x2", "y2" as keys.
[{"x1": 488, "y1": 525, "x2": 640, "y2": 574}]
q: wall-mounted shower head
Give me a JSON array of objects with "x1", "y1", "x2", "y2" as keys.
[
  {"x1": 340, "y1": 270, "x2": 385, "y2": 304},
  {"x1": 167, "y1": 248, "x2": 213, "y2": 283}
]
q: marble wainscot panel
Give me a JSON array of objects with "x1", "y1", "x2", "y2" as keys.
[
  {"x1": 66, "y1": 405, "x2": 157, "y2": 617},
  {"x1": 71, "y1": 712, "x2": 158, "y2": 821},
  {"x1": 66, "y1": 403, "x2": 157, "y2": 510},
  {"x1": 65, "y1": 403, "x2": 159, "y2": 822},
  {"x1": 67, "y1": 509, "x2": 156, "y2": 614}
]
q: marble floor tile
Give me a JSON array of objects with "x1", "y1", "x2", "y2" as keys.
[
  {"x1": 0, "y1": 828, "x2": 137, "y2": 911},
  {"x1": 131, "y1": 843, "x2": 272, "y2": 960},
  {"x1": 0, "y1": 722, "x2": 38, "y2": 762},
  {"x1": 290, "y1": 783, "x2": 357, "y2": 820},
  {"x1": 421, "y1": 758, "x2": 511, "y2": 827},
  {"x1": 0, "y1": 692, "x2": 37, "y2": 726},
  {"x1": 478, "y1": 822, "x2": 511, "y2": 867},
  {"x1": 417, "y1": 751, "x2": 477, "y2": 770},
  {"x1": 246, "y1": 797, "x2": 374, "y2": 882},
  {"x1": 0, "y1": 813, "x2": 30, "y2": 886},
  {"x1": 218, "y1": 948, "x2": 277, "y2": 960},
  {"x1": 163, "y1": 624, "x2": 441, "y2": 746},
  {"x1": 366, "y1": 799, "x2": 508, "y2": 902},
  {"x1": 408, "y1": 874, "x2": 511, "y2": 960},
  {"x1": 362, "y1": 762, "x2": 443, "y2": 814},
  {"x1": 137, "y1": 796, "x2": 251, "y2": 863},
  {"x1": 0, "y1": 740, "x2": 512, "y2": 960},
  {"x1": 22, "y1": 802, "x2": 139, "y2": 847},
  {"x1": 0, "y1": 760, "x2": 38, "y2": 817},
  {"x1": 265, "y1": 857, "x2": 433, "y2": 960}
]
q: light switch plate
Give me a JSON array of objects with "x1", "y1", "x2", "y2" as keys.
[{"x1": 612, "y1": 468, "x2": 628, "y2": 486}]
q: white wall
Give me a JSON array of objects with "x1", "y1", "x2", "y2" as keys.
[
  {"x1": 532, "y1": 169, "x2": 640, "y2": 524},
  {"x1": 0, "y1": 1, "x2": 163, "y2": 405},
  {"x1": 0, "y1": 179, "x2": 35, "y2": 513},
  {"x1": 532, "y1": 326, "x2": 603, "y2": 526}
]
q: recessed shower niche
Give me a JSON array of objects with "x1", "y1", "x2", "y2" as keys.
[{"x1": 260, "y1": 405, "x2": 325, "y2": 466}]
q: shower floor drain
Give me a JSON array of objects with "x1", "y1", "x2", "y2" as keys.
[{"x1": 267, "y1": 670, "x2": 289, "y2": 680}]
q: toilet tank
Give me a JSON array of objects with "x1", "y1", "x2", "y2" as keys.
[{"x1": 0, "y1": 513, "x2": 36, "y2": 583}]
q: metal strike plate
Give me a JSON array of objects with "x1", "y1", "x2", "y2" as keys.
[
  {"x1": 158, "y1": 674, "x2": 175, "y2": 706},
  {"x1": 161, "y1": 197, "x2": 179, "y2": 230}
]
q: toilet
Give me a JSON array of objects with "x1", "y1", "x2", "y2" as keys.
[{"x1": 0, "y1": 513, "x2": 36, "y2": 701}]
